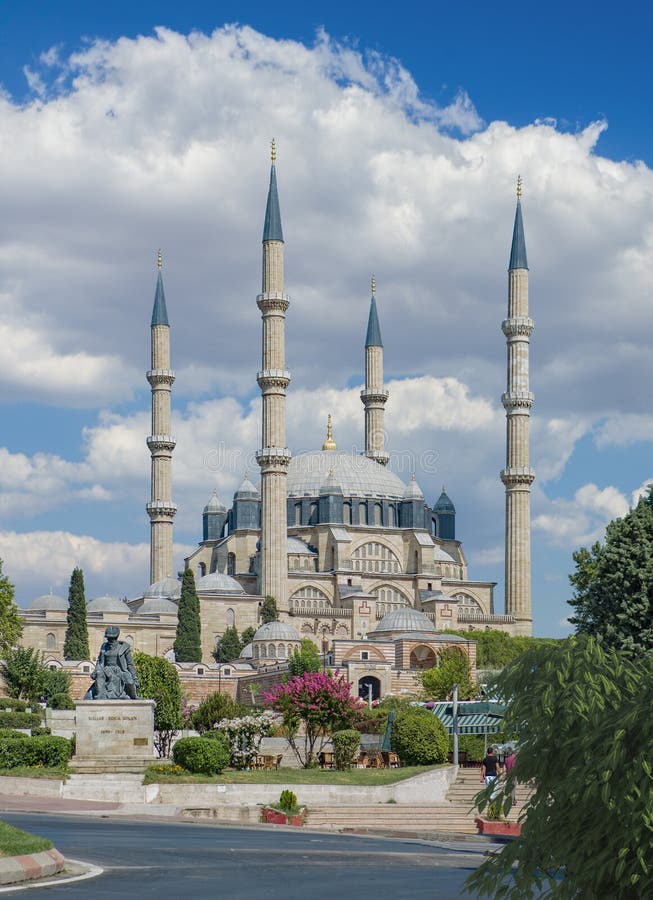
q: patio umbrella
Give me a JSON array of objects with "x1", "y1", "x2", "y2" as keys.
[{"x1": 381, "y1": 710, "x2": 395, "y2": 751}]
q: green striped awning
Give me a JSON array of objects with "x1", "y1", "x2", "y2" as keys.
[{"x1": 431, "y1": 701, "x2": 505, "y2": 735}]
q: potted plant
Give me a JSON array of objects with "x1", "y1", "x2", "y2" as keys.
[
  {"x1": 261, "y1": 790, "x2": 307, "y2": 826},
  {"x1": 475, "y1": 799, "x2": 521, "y2": 837}
]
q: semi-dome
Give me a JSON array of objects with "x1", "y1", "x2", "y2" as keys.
[
  {"x1": 137, "y1": 597, "x2": 179, "y2": 615},
  {"x1": 434, "y1": 545, "x2": 455, "y2": 562},
  {"x1": 240, "y1": 642, "x2": 254, "y2": 659},
  {"x1": 373, "y1": 607, "x2": 437, "y2": 634},
  {"x1": 253, "y1": 621, "x2": 301, "y2": 642},
  {"x1": 196, "y1": 572, "x2": 245, "y2": 593},
  {"x1": 28, "y1": 593, "x2": 67, "y2": 612},
  {"x1": 287, "y1": 451, "x2": 406, "y2": 499},
  {"x1": 87, "y1": 595, "x2": 129, "y2": 614},
  {"x1": 287, "y1": 537, "x2": 317, "y2": 554},
  {"x1": 144, "y1": 576, "x2": 182, "y2": 600}
]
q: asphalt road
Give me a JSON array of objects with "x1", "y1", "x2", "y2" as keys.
[{"x1": 0, "y1": 813, "x2": 485, "y2": 899}]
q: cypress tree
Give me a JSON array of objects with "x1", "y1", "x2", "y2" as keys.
[
  {"x1": 213, "y1": 626, "x2": 242, "y2": 663},
  {"x1": 260, "y1": 595, "x2": 278, "y2": 623},
  {"x1": 174, "y1": 568, "x2": 202, "y2": 662},
  {"x1": 63, "y1": 567, "x2": 90, "y2": 660}
]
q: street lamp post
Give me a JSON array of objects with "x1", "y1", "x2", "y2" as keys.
[{"x1": 452, "y1": 683, "x2": 459, "y2": 767}]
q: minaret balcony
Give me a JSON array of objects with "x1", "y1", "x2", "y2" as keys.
[
  {"x1": 146, "y1": 369, "x2": 176, "y2": 386},
  {"x1": 366, "y1": 450, "x2": 390, "y2": 465},
  {"x1": 256, "y1": 292, "x2": 290, "y2": 313},
  {"x1": 146, "y1": 501, "x2": 178, "y2": 518},
  {"x1": 502, "y1": 391, "x2": 534, "y2": 411},
  {"x1": 502, "y1": 317, "x2": 534, "y2": 337},
  {"x1": 256, "y1": 447, "x2": 292, "y2": 471},
  {"x1": 257, "y1": 369, "x2": 291, "y2": 390},
  {"x1": 360, "y1": 388, "x2": 389, "y2": 404},
  {"x1": 500, "y1": 466, "x2": 535, "y2": 487},
  {"x1": 147, "y1": 435, "x2": 176, "y2": 452}
]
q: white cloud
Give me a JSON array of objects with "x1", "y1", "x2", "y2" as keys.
[
  {"x1": 632, "y1": 479, "x2": 653, "y2": 506},
  {"x1": 533, "y1": 483, "x2": 630, "y2": 547},
  {"x1": 595, "y1": 414, "x2": 653, "y2": 448}
]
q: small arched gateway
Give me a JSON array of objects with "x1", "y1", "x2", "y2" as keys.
[
  {"x1": 409, "y1": 644, "x2": 436, "y2": 670},
  {"x1": 358, "y1": 675, "x2": 381, "y2": 703}
]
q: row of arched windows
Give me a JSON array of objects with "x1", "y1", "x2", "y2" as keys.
[
  {"x1": 352, "y1": 542, "x2": 401, "y2": 574},
  {"x1": 253, "y1": 643, "x2": 296, "y2": 659}
]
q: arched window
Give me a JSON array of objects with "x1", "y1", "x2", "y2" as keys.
[
  {"x1": 198, "y1": 562, "x2": 206, "y2": 577},
  {"x1": 410, "y1": 645, "x2": 437, "y2": 670},
  {"x1": 309, "y1": 502, "x2": 318, "y2": 525},
  {"x1": 294, "y1": 503, "x2": 301, "y2": 525},
  {"x1": 226, "y1": 608, "x2": 235, "y2": 627},
  {"x1": 343, "y1": 502, "x2": 351, "y2": 525},
  {"x1": 227, "y1": 553, "x2": 236, "y2": 576},
  {"x1": 454, "y1": 593, "x2": 482, "y2": 613},
  {"x1": 374, "y1": 503, "x2": 382, "y2": 526},
  {"x1": 388, "y1": 505, "x2": 395, "y2": 527},
  {"x1": 373, "y1": 585, "x2": 410, "y2": 609},
  {"x1": 359, "y1": 502, "x2": 367, "y2": 525},
  {"x1": 268, "y1": 643, "x2": 276, "y2": 658},
  {"x1": 46, "y1": 633, "x2": 56, "y2": 651},
  {"x1": 278, "y1": 644, "x2": 286, "y2": 658},
  {"x1": 260, "y1": 644, "x2": 267, "y2": 658},
  {"x1": 352, "y1": 543, "x2": 401, "y2": 574}
]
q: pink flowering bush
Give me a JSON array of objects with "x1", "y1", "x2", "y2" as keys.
[{"x1": 263, "y1": 671, "x2": 360, "y2": 768}]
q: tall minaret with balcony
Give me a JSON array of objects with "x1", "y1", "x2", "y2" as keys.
[
  {"x1": 255, "y1": 141, "x2": 292, "y2": 609},
  {"x1": 361, "y1": 276, "x2": 389, "y2": 466},
  {"x1": 146, "y1": 251, "x2": 177, "y2": 584},
  {"x1": 500, "y1": 178, "x2": 534, "y2": 635}
]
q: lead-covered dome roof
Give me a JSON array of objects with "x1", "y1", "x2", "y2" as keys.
[
  {"x1": 144, "y1": 576, "x2": 182, "y2": 600},
  {"x1": 253, "y1": 621, "x2": 301, "y2": 642},
  {"x1": 196, "y1": 572, "x2": 245, "y2": 593},
  {"x1": 87, "y1": 595, "x2": 129, "y2": 614},
  {"x1": 28, "y1": 593, "x2": 67, "y2": 612},
  {"x1": 287, "y1": 451, "x2": 406, "y2": 499},
  {"x1": 374, "y1": 607, "x2": 437, "y2": 634},
  {"x1": 137, "y1": 597, "x2": 179, "y2": 615}
]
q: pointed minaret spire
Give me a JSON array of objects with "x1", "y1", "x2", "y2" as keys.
[
  {"x1": 322, "y1": 414, "x2": 337, "y2": 450},
  {"x1": 146, "y1": 250, "x2": 177, "y2": 584},
  {"x1": 501, "y1": 178, "x2": 534, "y2": 635},
  {"x1": 256, "y1": 144, "x2": 291, "y2": 610},
  {"x1": 361, "y1": 276, "x2": 389, "y2": 465}
]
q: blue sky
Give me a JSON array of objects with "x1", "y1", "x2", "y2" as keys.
[{"x1": 0, "y1": 0, "x2": 652, "y2": 637}]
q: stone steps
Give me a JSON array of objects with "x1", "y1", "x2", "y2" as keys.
[{"x1": 304, "y1": 805, "x2": 480, "y2": 833}]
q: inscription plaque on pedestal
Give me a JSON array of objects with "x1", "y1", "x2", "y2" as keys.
[{"x1": 72, "y1": 700, "x2": 156, "y2": 773}]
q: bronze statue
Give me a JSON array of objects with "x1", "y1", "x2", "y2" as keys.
[{"x1": 84, "y1": 626, "x2": 139, "y2": 700}]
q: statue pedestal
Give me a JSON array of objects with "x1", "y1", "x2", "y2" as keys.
[{"x1": 72, "y1": 700, "x2": 156, "y2": 773}]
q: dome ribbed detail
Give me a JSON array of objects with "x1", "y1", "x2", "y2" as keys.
[
  {"x1": 288, "y1": 451, "x2": 405, "y2": 499},
  {"x1": 253, "y1": 621, "x2": 300, "y2": 641},
  {"x1": 28, "y1": 594, "x2": 67, "y2": 612},
  {"x1": 196, "y1": 572, "x2": 245, "y2": 593},
  {"x1": 374, "y1": 607, "x2": 436, "y2": 634}
]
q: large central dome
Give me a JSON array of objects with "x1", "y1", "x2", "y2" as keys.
[{"x1": 287, "y1": 451, "x2": 406, "y2": 499}]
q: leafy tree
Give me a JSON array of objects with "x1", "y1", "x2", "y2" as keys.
[
  {"x1": 1, "y1": 647, "x2": 48, "y2": 700},
  {"x1": 391, "y1": 709, "x2": 449, "y2": 765},
  {"x1": 213, "y1": 626, "x2": 242, "y2": 663},
  {"x1": 0, "y1": 561, "x2": 22, "y2": 655},
  {"x1": 263, "y1": 671, "x2": 360, "y2": 768},
  {"x1": 260, "y1": 595, "x2": 278, "y2": 624},
  {"x1": 421, "y1": 647, "x2": 476, "y2": 700},
  {"x1": 466, "y1": 635, "x2": 653, "y2": 899},
  {"x1": 133, "y1": 651, "x2": 183, "y2": 757},
  {"x1": 63, "y1": 567, "x2": 89, "y2": 660},
  {"x1": 174, "y1": 569, "x2": 202, "y2": 663},
  {"x1": 240, "y1": 626, "x2": 256, "y2": 646},
  {"x1": 288, "y1": 638, "x2": 321, "y2": 676},
  {"x1": 442, "y1": 629, "x2": 558, "y2": 669},
  {"x1": 42, "y1": 669, "x2": 72, "y2": 702},
  {"x1": 190, "y1": 692, "x2": 245, "y2": 733},
  {"x1": 568, "y1": 486, "x2": 653, "y2": 654}
]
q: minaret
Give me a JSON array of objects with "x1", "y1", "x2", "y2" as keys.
[
  {"x1": 360, "y1": 275, "x2": 389, "y2": 465},
  {"x1": 255, "y1": 140, "x2": 292, "y2": 609},
  {"x1": 146, "y1": 250, "x2": 177, "y2": 584},
  {"x1": 500, "y1": 177, "x2": 534, "y2": 635}
]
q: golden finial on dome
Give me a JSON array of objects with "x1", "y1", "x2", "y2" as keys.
[
  {"x1": 322, "y1": 414, "x2": 337, "y2": 451},
  {"x1": 516, "y1": 175, "x2": 522, "y2": 200},
  {"x1": 271, "y1": 138, "x2": 276, "y2": 164},
  {"x1": 371, "y1": 274, "x2": 376, "y2": 295},
  {"x1": 157, "y1": 248, "x2": 162, "y2": 270}
]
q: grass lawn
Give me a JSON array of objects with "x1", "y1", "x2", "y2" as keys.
[
  {"x1": 143, "y1": 764, "x2": 437, "y2": 785},
  {"x1": 0, "y1": 766, "x2": 68, "y2": 780},
  {"x1": 0, "y1": 821, "x2": 52, "y2": 857}
]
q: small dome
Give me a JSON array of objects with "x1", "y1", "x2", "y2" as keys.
[
  {"x1": 203, "y1": 489, "x2": 226, "y2": 514},
  {"x1": 144, "y1": 576, "x2": 181, "y2": 600},
  {"x1": 137, "y1": 597, "x2": 179, "y2": 615},
  {"x1": 87, "y1": 595, "x2": 129, "y2": 614},
  {"x1": 434, "y1": 487, "x2": 455, "y2": 513},
  {"x1": 434, "y1": 545, "x2": 455, "y2": 562},
  {"x1": 374, "y1": 607, "x2": 436, "y2": 634},
  {"x1": 403, "y1": 474, "x2": 424, "y2": 500},
  {"x1": 240, "y1": 642, "x2": 253, "y2": 659},
  {"x1": 196, "y1": 572, "x2": 245, "y2": 593},
  {"x1": 253, "y1": 621, "x2": 301, "y2": 642},
  {"x1": 28, "y1": 593, "x2": 67, "y2": 612},
  {"x1": 234, "y1": 473, "x2": 259, "y2": 499}
]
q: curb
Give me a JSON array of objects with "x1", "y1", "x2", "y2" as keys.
[{"x1": 0, "y1": 849, "x2": 65, "y2": 886}]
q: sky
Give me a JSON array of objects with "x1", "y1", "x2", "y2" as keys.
[{"x1": 0, "y1": 0, "x2": 652, "y2": 636}]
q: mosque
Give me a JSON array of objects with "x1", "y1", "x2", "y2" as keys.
[{"x1": 19, "y1": 148, "x2": 535, "y2": 702}]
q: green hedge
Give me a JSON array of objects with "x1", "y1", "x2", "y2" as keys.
[
  {"x1": 332, "y1": 729, "x2": 361, "y2": 770},
  {"x1": 0, "y1": 711, "x2": 42, "y2": 730},
  {"x1": 0, "y1": 729, "x2": 24, "y2": 741},
  {"x1": 48, "y1": 694, "x2": 75, "y2": 710},
  {"x1": 173, "y1": 736, "x2": 230, "y2": 775},
  {"x1": 0, "y1": 699, "x2": 28, "y2": 712},
  {"x1": 0, "y1": 735, "x2": 72, "y2": 769},
  {"x1": 391, "y1": 710, "x2": 449, "y2": 766}
]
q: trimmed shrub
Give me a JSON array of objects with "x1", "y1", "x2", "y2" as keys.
[
  {"x1": 190, "y1": 693, "x2": 245, "y2": 734},
  {"x1": 201, "y1": 730, "x2": 227, "y2": 741},
  {"x1": 0, "y1": 729, "x2": 24, "y2": 740},
  {"x1": 49, "y1": 694, "x2": 76, "y2": 710},
  {"x1": 172, "y1": 736, "x2": 230, "y2": 775},
  {"x1": 332, "y1": 729, "x2": 360, "y2": 770},
  {"x1": 391, "y1": 710, "x2": 449, "y2": 766},
  {"x1": 0, "y1": 711, "x2": 41, "y2": 730},
  {"x1": 279, "y1": 789, "x2": 297, "y2": 812},
  {"x1": 0, "y1": 735, "x2": 72, "y2": 769},
  {"x1": 0, "y1": 699, "x2": 28, "y2": 712},
  {"x1": 31, "y1": 726, "x2": 52, "y2": 737}
]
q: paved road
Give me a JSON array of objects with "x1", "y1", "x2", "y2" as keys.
[{"x1": 0, "y1": 813, "x2": 484, "y2": 899}]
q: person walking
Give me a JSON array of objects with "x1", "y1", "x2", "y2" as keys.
[
  {"x1": 480, "y1": 746, "x2": 502, "y2": 790},
  {"x1": 504, "y1": 748, "x2": 517, "y2": 810}
]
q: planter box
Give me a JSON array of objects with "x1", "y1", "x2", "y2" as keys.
[
  {"x1": 475, "y1": 817, "x2": 521, "y2": 837},
  {"x1": 261, "y1": 806, "x2": 306, "y2": 826}
]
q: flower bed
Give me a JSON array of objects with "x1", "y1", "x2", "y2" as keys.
[
  {"x1": 261, "y1": 806, "x2": 306, "y2": 826},
  {"x1": 475, "y1": 817, "x2": 521, "y2": 837}
]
